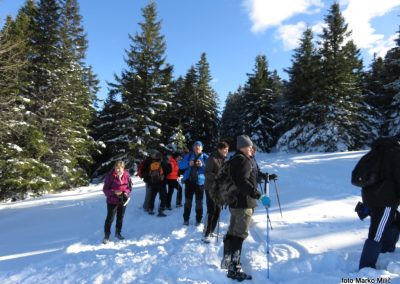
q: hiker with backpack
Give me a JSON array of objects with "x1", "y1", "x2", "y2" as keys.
[
  {"x1": 353, "y1": 136, "x2": 400, "y2": 270},
  {"x1": 102, "y1": 160, "x2": 132, "y2": 244},
  {"x1": 202, "y1": 141, "x2": 230, "y2": 243},
  {"x1": 141, "y1": 150, "x2": 171, "y2": 217},
  {"x1": 221, "y1": 135, "x2": 264, "y2": 281},
  {"x1": 179, "y1": 141, "x2": 209, "y2": 226},
  {"x1": 166, "y1": 152, "x2": 183, "y2": 209}
]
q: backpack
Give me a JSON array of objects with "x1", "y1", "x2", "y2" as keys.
[
  {"x1": 214, "y1": 159, "x2": 239, "y2": 207},
  {"x1": 149, "y1": 161, "x2": 164, "y2": 183},
  {"x1": 351, "y1": 147, "x2": 384, "y2": 188}
]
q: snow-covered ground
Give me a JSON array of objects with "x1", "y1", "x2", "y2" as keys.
[{"x1": 1, "y1": 151, "x2": 400, "y2": 284}]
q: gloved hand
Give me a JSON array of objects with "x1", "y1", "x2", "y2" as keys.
[
  {"x1": 254, "y1": 190, "x2": 262, "y2": 200},
  {"x1": 268, "y1": 173, "x2": 278, "y2": 180},
  {"x1": 260, "y1": 194, "x2": 271, "y2": 208}
]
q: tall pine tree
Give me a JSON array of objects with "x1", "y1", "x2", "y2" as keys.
[
  {"x1": 95, "y1": 1, "x2": 172, "y2": 175},
  {"x1": 382, "y1": 27, "x2": 400, "y2": 136},
  {"x1": 241, "y1": 54, "x2": 278, "y2": 151}
]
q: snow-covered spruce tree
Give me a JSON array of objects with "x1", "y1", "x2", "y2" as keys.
[
  {"x1": 277, "y1": 28, "x2": 321, "y2": 151},
  {"x1": 0, "y1": 2, "x2": 56, "y2": 200},
  {"x1": 362, "y1": 55, "x2": 386, "y2": 134},
  {"x1": 220, "y1": 87, "x2": 246, "y2": 148},
  {"x1": 162, "y1": 76, "x2": 187, "y2": 152},
  {"x1": 319, "y1": 3, "x2": 377, "y2": 150},
  {"x1": 92, "y1": 93, "x2": 132, "y2": 177},
  {"x1": 192, "y1": 53, "x2": 219, "y2": 150},
  {"x1": 56, "y1": 0, "x2": 100, "y2": 186},
  {"x1": 279, "y1": 3, "x2": 375, "y2": 152},
  {"x1": 95, "y1": 1, "x2": 172, "y2": 175},
  {"x1": 241, "y1": 54, "x2": 278, "y2": 152},
  {"x1": 179, "y1": 65, "x2": 198, "y2": 145},
  {"x1": 382, "y1": 27, "x2": 400, "y2": 136}
]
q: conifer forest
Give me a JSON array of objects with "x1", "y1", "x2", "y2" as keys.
[{"x1": 0, "y1": 1, "x2": 399, "y2": 200}]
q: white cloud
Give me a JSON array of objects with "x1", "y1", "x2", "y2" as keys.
[
  {"x1": 342, "y1": 0, "x2": 400, "y2": 57},
  {"x1": 277, "y1": 21, "x2": 326, "y2": 51},
  {"x1": 277, "y1": 22, "x2": 307, "y2": 50},
  {"x1": 243, "y1": 0, "x2": 324, "y2": 33}
]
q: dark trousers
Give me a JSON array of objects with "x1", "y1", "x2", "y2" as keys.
[
  {"x1": 148, "y1": 183, "x2": 167, "y2": 212},
  {"x1": 368, "y1": 207, "x2": 397, "y2": 243},
  {"x1": 183, "y1": 181, "x2": 204, "y2": 222},
  {"x1": 166, "y1": 179, "x2": 182, "y2": 208},
  {"x1": 104, "y1": 202, "x2": 126, "y2": 237},
  {"x1": 204, "y1": 190, "x2": 221, "y2": 236},
  {"x1": 359, "y1": 206, "x2": 399, "y2": 269}
]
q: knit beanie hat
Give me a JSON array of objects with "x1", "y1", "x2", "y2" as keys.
[
  {"x1": 193, "y1": 141, "x2": 203, "y2": 148},
  {"x1": 236, "y1": 135, "x2": 253, "y2": 150}
]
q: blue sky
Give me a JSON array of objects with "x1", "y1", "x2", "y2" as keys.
[{"x1": 1, "y1": 0, "x2": 399, "y2": 108}]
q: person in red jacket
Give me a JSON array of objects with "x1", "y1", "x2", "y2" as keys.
[
  {"x1": 166, "y1": 152, "x2": 183, "y2": 209},
  {"x1": 102, "y1": 160, "x2": 132, "y2": 244}
]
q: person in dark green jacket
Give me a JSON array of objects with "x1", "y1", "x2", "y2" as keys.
[{"x1": 222, "y1": 135, "x2": 262, "y2": 281}]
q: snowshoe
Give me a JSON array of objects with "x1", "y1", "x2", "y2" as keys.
[{"x1": 157, "y1": 211, "x2": 167, "y2": 217}]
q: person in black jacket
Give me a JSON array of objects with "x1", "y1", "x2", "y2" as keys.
[
  {"x1": 359, "y1": 136, "x2": 400, "y2": 270},
  {"x1": 141, "y1": 150, "x2": 172, "y2": 217},
  {"x1": 203, "y1": 141, "x2": 229, "y2": 243},
  {"x1": 222, "y1": 135, "x2": 262, "y2": 281}
]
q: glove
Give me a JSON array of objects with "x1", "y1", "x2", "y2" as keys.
[
  {"x1": 254, "y1": 190, "x2": 262, "y2": 200},
  {"x1": 355, "y1": 201, "x2": 370, "y2": 220},
  {"x1": 260, "y1": 195, "x2": 271, "y2": 208},
  {"x1": 268, "y1": 173, "x2": 278, "y2": 180}
]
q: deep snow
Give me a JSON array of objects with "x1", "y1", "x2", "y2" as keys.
[{"x1": 1, "y1": 151, "x2": 400, "y2": 284}]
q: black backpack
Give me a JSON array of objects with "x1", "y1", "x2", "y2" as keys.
[
  {"x1": 351, "y1": 147, "x2": 384, "y2": 188},
  {"x1": 215, "y1": 158, "x2": 239, "y2": 207}
]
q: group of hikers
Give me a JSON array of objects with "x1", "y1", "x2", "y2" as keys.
[{"x1": 101, "y1": 133, "x2": 400, "y2": 279}]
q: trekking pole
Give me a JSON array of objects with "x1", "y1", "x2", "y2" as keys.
[
  {"x1": 273, "y1": 179, "x2": 283, "y2": 218},
  {"x1": 264, "y1": 176, "x2": 271, "y2": 279}
]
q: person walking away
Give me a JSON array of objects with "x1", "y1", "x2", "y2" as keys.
[
  {"x1": 179, "y1": 141, "x2": 209, "y2": 226},
  {"x1": 222, "y1": 135, "x2": 262, "y2": 281},
  {"x1": 166, "y1": 152, "x2": 183, "y2": 209},
  {"x1": 203, "y1": 141, "x2": 229, "y2": 243},
  {"x1": 359, "y1": 136, "x2": 400, "y2": 270},
  {"x1": 142, "y1": 150, "x2": 171, "y2": 217},
  {"x1": 102, "y1": 160, "x2": 132, "y2": 244}
]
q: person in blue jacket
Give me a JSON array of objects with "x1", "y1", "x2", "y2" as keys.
[{"x1": 179, "y1": 141, "x2": 209, "y2": 226}]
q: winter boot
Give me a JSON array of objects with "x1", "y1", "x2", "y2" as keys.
[
  {"x1": 359, "y1": 239, "x2": 382, "y2": 270},
  {"x1": 221, "y1": 235, "x2": 232, "y2": 269},
  {"x1": 381, "y1": 225, "x2": 400, "y2": 253},
  {"x1": 157, "y1": 210, "x2": 167, "y2": 217},
  {"x1": 115, "y1": 232, "x2": 125, "y2": 241},
  {"x1": 103, "y1": 236, "x2": 110, "y2": 244},
  {"x1": 227, "y1": 250, "x2": 252, "y2": 281}
]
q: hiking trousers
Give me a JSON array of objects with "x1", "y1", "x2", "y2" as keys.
[
  {"x1": 227, "y1": 208, "x2": 253, "y2": 239},
  {"x1": 183, "y1": 181, "x2": 204, "y2": 223},
  {"x1": 204, "y1": 190, "x2": 221, "y2": 236},
  {"x1": 104, "y1": 202, "x2": 126, "y2": 237},
  {"x1": 166, "y1": 179, "x2": 182, "y2": 208}
]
